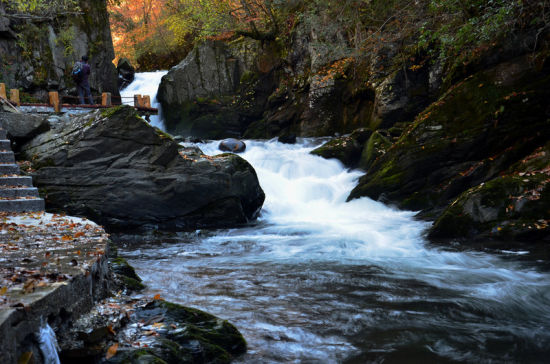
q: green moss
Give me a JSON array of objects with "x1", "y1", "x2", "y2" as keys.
[
  {"x1": 121, "y1": 276, "x2": 145, "y2": 291},
  {"x1": 154, "y1": 127, "x2": 174, "y2": 140},
  {"x1": 359, "y1": 131, "x2": 391, "y2": 170},
  {"x1": 100, "y1": 105, "x2": 126, "y2": 119},
  {"x1": 239, "y1": 70, "x2": 258, "y2": 85}
]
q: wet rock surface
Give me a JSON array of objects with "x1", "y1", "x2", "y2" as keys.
[
  {"x1": 19, "y1": 105, "x2": 265, "y2": 232},
  {"x1": 218, "y1": 138, "x2": 246, "y2": 153},
  {"x1": 310, "y1": 128, "x2": 372, "y2": 168},
  {"x1": 59, "y1": 294, "x2": 247, "y2": 364}
]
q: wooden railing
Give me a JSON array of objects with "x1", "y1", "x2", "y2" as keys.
[{"x1": 0, "y1": 83, "x2": 156, "y2": 113}]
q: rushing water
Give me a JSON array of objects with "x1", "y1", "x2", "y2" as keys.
[
  {"x1": 119, "y1": 138, "x2": 550, "y2": 363},
  {"x1": 37, "y1": 323, "x2": 61, "y2": 364},
  {"x1": 120, "y1": 71, "x2": 168, "y2": 130}
]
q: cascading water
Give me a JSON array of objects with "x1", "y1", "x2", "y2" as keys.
[
  {"x1": 120, "y1": 71, "x2": 168, "y2": 130},
  {"x1": 36, "y1": 323, "x2": 60, "y2": 364},
  {"x1": 121, "y1": 140, "x2": 550, "y2": 363},
  {"x1": 120, "y1": 75, "x2": 550, "y2": 363}
]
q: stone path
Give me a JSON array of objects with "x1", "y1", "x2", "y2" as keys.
[{"x1": 0, "y1": 127, "x2": 44, "y2": 213}]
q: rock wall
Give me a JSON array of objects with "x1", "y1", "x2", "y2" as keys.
[{"x1": 0, "y1": 0, "x2": 118, "y2": 102}]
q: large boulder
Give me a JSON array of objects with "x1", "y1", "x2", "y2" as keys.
[
  {"x1": 20, "y1": 105, "x2": 265, "y2": 231},
  {"x1": 157, "y1": 41, "x2": 245, "y2": 136}
]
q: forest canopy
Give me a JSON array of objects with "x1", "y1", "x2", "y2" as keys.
[{"x1": 106, "y1": 0, "x2": 548, "y2": 71}]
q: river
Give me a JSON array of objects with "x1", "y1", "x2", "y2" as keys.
[{"x1": 118, "y1": 73, "x2": 550, "y2": 363}]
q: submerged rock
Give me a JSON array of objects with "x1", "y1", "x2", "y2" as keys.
[
  {"x1": 20, "y1": 105, "x2": 265, "y2": 231},
  {"x1": 219, "y1": 138, "x2": 246, "y2": 153}
]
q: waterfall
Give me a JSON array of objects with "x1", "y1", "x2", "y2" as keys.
[
  {"x1": 120, "y1": 71, "x2": 168, "y2": 130},
  {"x1": 36, "y1": 323, "x2": 60, "y2": 364}
]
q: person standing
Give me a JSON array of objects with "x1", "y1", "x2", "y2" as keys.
[{"x1": 74, "y1": 55, "x2": 94, "y2": 105}]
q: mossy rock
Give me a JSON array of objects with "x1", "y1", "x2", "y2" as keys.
[
  {"x1": 429, "y1": 142, "x2": 550, "y2": 241},
  {"x1": 348, "y1": 55, "x2": 550, "y2": 218},
  {"x1": 358, "y1": 130, "x2": 392, "y2": 171},
  {"x1": 110, "y1": 257, "x2": 145, "y2": 292},
  {"x1": 108, "y1": 300, "x2": 246, "y2": 364},
  {"x1": 311, "y1": 128, "x2": 372, "y2": 168}
]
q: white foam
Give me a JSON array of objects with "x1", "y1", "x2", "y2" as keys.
[{"x1": 120, "y1": 71, "x2": 168, "y2": 130}]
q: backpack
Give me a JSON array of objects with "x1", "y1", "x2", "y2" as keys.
[{"x1": 72, "y1": 61, "x2": 83, "y2": 83}]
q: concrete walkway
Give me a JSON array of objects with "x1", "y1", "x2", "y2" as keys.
[{"x1": 0, "y1": 212, "x2": 110, "y2": 363}]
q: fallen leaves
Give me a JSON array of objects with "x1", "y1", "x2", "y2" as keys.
[
  {"x1": 105, "y1": 343, "x2": 119, "y2": 359},
  {"x1": 0, "y1": 212, "x2": 109, "y2": 308}
]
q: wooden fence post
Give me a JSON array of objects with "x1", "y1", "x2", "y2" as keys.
[
  {"x1": 101, "y1": 92, "x2": 112, "y2": 107},
  {"x1": 48, "y1": 91, "x2": 60, "y2": 113},
  {"x1": 134, "y1": 94, "x2": 142, "y2": 108},
  {"x1": 0, "y1": 83, "x2": 6, "y2": 100},
  {"x1": 9, "y1": 89, "x2": 20, "y2": 106},
  {"x1": 142, "y1": 95, "x2": 151, "y2": 109}
]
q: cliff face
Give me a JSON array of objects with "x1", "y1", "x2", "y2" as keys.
[{"x1": 0, "y1": 0, "x2": 118, "y2": 102}]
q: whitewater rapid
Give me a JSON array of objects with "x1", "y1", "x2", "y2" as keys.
[
  {"x1": 121, "y1": 138, "x2": 550, "y2": 363},
  {"x1": 120, "y1": 71, "x2": 167, "y2": 130}
]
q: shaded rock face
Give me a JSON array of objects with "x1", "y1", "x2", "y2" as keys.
[
  {"x1": 157, "y1": 41, "x2": 245, "y2": 136},
  {"x1": 346, "y1": 55, "x2": 550, "y2": 241},
  {"x1": 429, "y1": 142, "x2": 550, "y2": 242},
  {"x1": 20, "y1": 106, "x2": 265, "y2": 231},
  {"x1": 0, "y1": 0, "x2": 118, "y2": 99},
  {"x1": 0, "y1": 112, "x2": 50, "y2": 144},
  {"x1": 117, "y1": 58, "x2": 135, "y2": 90}
]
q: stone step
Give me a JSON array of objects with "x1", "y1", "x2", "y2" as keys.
[
  {"x1": 0, "y1": 187, "x2": 40, "y2": 199},
  {"x1": 0, "y1": 198, "x2": 44, "y2": 213},
  {"x1": 0, "y1": 176, "x2": 33, "y2": 187},
  {"x1": 0, "y1": 129, "x2": 6, "y2": 140},
  {"x1": 0, "y1": 151, "x2": 15, "y2": 164},
  {"x1": 0, "y1": 140, "x2": 11, "y2": 150},
  {"x1": 0, "y1": 164, "x2": 20, "y2": 174}
]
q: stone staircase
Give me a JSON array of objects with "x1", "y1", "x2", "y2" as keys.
[{"x1": 0, "y1": 128, "x2": 44, "y2": 212}]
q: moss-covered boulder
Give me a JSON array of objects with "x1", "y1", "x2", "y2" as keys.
[
  {"x1": 310, "y1": 128, "x2": 372, "y2": 168},
  {"x1": 107, "y1": 300, "x2": 246, "y2": 364},
  {"x1": 348, "y1": 55, "x2": 550, "y2": 218},
  {"x1": 429, "y1": 143, "x2": 550, "y2": 241}
]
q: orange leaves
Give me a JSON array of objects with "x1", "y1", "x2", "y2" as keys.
[{"x1": 105, "y1": 343, "x2": 119, "y2": 360}]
